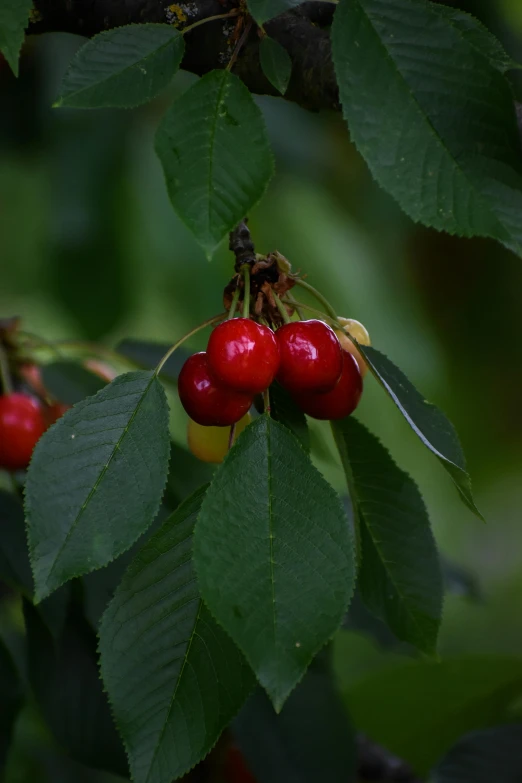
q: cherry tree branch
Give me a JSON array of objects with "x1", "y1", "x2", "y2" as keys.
[{"x1": 29, "y1": 0, "x2": 339, "y2": 112}]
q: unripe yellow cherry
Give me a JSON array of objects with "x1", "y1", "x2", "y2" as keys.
[
  {"x1": 187, "y1": 412, "x2": 252, "y2": 464},
  {"x1": 335, "y1": 318, "x2": 371, "y2": 377}
]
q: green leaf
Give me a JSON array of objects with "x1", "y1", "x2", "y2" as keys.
[
  {"x1": 332, "y1": 418, "x2": 443, "y2": 655},
  {"x1": 247, "y1": 0, "x2": 304, "y2": 25},
  {"x1": 354, "y1": 344, "x2": 482, "y2": 520},
  {"x1": 433, "y1": 6, "x2": 521, "y2": 73},
  {"x1": 332, "y1": 0, "x2": 522, "y2": 257},
  {"x1": 433, "y1": 725, "x2": 522, "y2": 783},
  {"x1": 194, "y1": 414, "x2": 355, "y2": 711},
  {"x1": 233, "y1": 656, "x2": 356, "y2": 783},
  {"x1": 0, "y1": 0, "x2": 32, "y2": 76},
  {"x1": 0, "y1": 638, "x2": 23, "y2": 773},
  {"x1": 343, "y1": 654, "x2": 522, "y2": 775},
  {"x1": 99, "y1": 488, "x2": 254, "y2": 783},
  {"x1": 260, "y1": 37, "x2": 292, "y2": 95},
  {"x1": 269, "y1": 381, "x2": 309, "y2": 453},
  {"x1": 0, "y1": 489, "x2": 33, "y2": 596},
  {"x1": 155, "y1": 70, "x2": 274, "y2": 257},
  {"x1": 82, "y1": 502, "x2": 173, "y2": 630},
  {"x1": 25, "y1": 371, "x2": 170, "y2": 601},
  {"x1": 55, "y1": 24, "x2": 184, "y2": 109},
  {"x1": 41, "y1": 361, "x2": 106, "y2": 405},
  {"x1": 24, "y1": 599, "x2": 128, "y2": 776},
  {"x1": 116, "y1": 338, "x2": 189, "y2": 383}
]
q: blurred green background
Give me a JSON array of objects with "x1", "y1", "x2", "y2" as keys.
[{"x1": 2, "y1": 0, "x2": 522, "y2": 778}]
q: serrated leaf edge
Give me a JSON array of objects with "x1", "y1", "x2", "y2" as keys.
[
  {"x1": 343, "y1": 338, "x2": 483, "y2": 521},
  {"x1": 195, "y1": 414, "x2": 356, "y2": 712},
  {"x1": 25, "y1": 372, "x2": 171, "y2": 602},
  {"x1": 154, "y1": 70, "x2": 276, "y2": 258},
  {"x1": 97, "y1": 485, "x2": 255, "y2": 783},
  {"x1": 332, "y1": 0, "x2": 521, "y2": 253},
  {"x1": 55, "y1": 23, "x2": 184, "y2": 109},
  {"x1": 331, "y1": 417, "x2": 443, "y2": 656}
]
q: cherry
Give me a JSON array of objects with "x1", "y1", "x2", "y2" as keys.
[
  {"x1": 188, "y1": 412, "x2": 251, "y2": 464},
  {"x1": 178, "y1": 352, "x2": 253, "y2": 427},
  {"x1": 0, "y1": 393, "x2": 47, "y2": 471},
  {"x1": 276, "y1": 319, "x2": 343, "y2": 394},
  {"x1": 207, "y1": 318, "x2": 280, "y2": 395},
  {"x1": 293, "y1": 350, "x2": 362, "y2": 420},
  {"x1": 45, "y1": 402, "x2": 71, "y2": 427},
  {"x1": 335, "y1": 317, "x2": 371, "y2": 377}
]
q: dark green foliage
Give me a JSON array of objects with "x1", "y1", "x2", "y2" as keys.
[
  {"x1": 269, "y1": 381, "x2": 310, "y2": 452},
  {"x1": 333, "y1": 417, "x2": 443, "y2": 654},
  {"x1": 23, "y1": 599, "x2": 128, "y2": 776},
  {"x1": 0, "y1": 638, "x2": 23, "y2": 774},
  {"x1": 433, "y1": 725, "x2": 522, "y2": 782},
  {"x1": 332, "y1": 0, "x2": 522, "y2": 256},
  {"x1": 0, "y1": 0, "x2": 32, "y2": 75},
  {"x1": 26, "y1": 371, "x2": 170, "y2": 600},
  {"x1": 259, "y1": 37, "x2": 292, "y2": 95},
  {"x1": 155, "y1": 70, "x2": 274, "y2": 256},
  {"x1": 233, "y1": 653, "x2": 356, "y2": 783},
  {"x1": 0, "y1": 489, "x2": 32, "y2": 595},
  {"x1": 99, "y1": 488, "x2": 254, "y2": 783},
  {"x1": 115, "y1": 338, "x2": 189, "y2": 383},
  {"x1": 55, "y1": 25, "x2": 184, "y2": 109},
  {"x1": 194, "y1": 415, "x2": 355, "y2": 710},
  {"x1": 41, "y1": 361, "x2": 106, "y2": 405},
  {"x1": 354, "y1": 344, "x2": 482, "y2": 518}
]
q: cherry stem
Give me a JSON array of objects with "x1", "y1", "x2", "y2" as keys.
[
  {"x1": 263, "y1": 388, "x2": 271, "y2": 415},
  {"x1": 292, "y1": 279, "x2": 338, "y2": 321},
  {"x1": 228, "y1": 286, "x2": 241, "y2": 320},
  {"x1": 287, "y1": 292, "x2": 305, "y2": 320},
  {"x1": 228, "y1": 423, "x2": 236, "y2": 451},
  {"x1": 226, "y1": 19, "x2": 253, "y2": 72},
  {"x1": 182, "y1": 10, "x2": 239, "y2": 35},
  {"x1": 0, "y1": 344, "x2": 13, "y2": 395},
  {"x1": 281, "y1": 299, "x2": 346, "y2": 332},
  {"x1": 272, "y1": 291, "x2": 292, "y2": 324},
  {"x1": 16, "y1": 330, "x2": 64, "y2": 359},
  {"x1": 154, "y1": 313, "x2": 227, "y2": 376},
  {"x1": 50, "y1": 340, "x2": 132, "y2": 366},
  {"x1": 242, "y1": 265, "x2": 251, "y2": 319}
]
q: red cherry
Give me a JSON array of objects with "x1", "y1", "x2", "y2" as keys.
[
  {"x1": 178, "y1": 353, "x2": 253, "y2": 427},
  {"x1": 207, "y1": 318, "x2": 280, "y2": 395},
  {"x1": 276, "y1": 319, "x2": 343, "y2": 393},
  {"x1": 293, "y1": 350, "x2": 363, "y2": 420},
  {"x1": 0, "y1": 393, "x2": 47, "y2": 471},
  {"x1": 45, "y1": 402, "x2": 71, "y2": 427}
]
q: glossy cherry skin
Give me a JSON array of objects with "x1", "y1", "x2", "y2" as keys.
[
  {"x1": 276, "y1": 319, "x2": 343, "y2": 394},
  {"x1": 293, "y1": 350, "x2": 363, "y2": 420},
  {"x1": 0, "y1": 393, "x2": 47, "y2": 471},
  {"x1": 178, "y1": 352, "x2": 253, "y2": 427},
  {"x1": 207, "y1": 318, "x2": 280, "y2": 395}
]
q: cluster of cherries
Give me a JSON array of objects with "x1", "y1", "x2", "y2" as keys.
[{"x1": 178, "y1": 315, "x2": 368, "y2": 431}]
